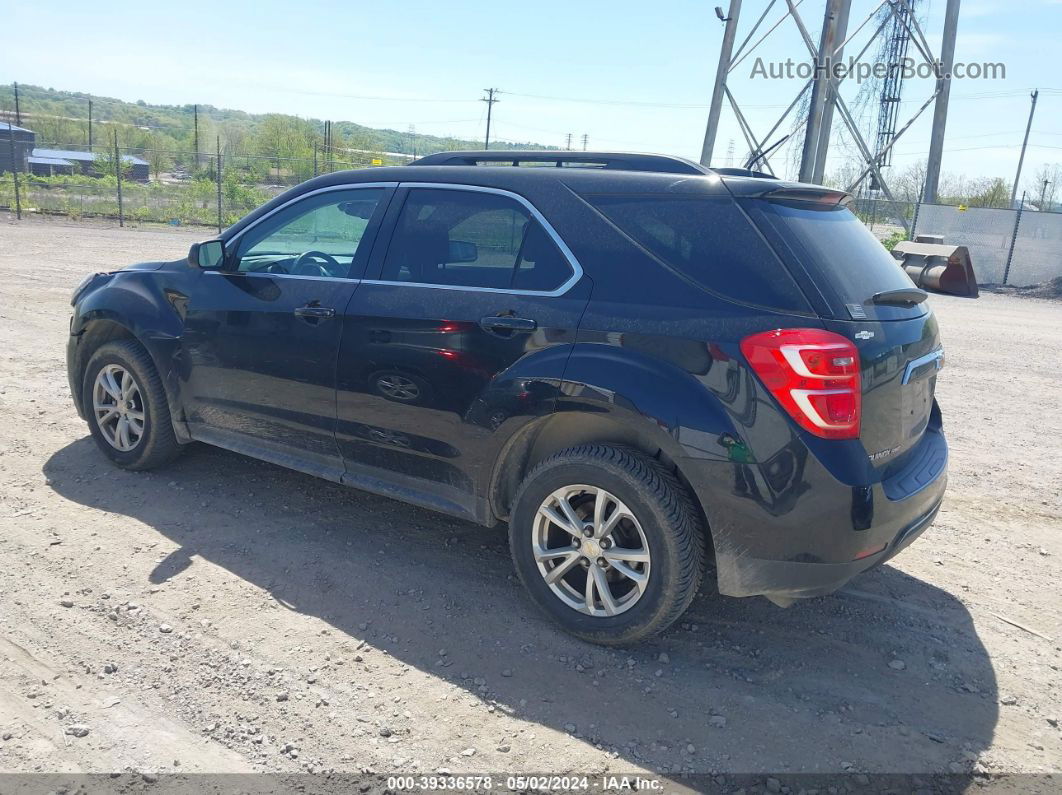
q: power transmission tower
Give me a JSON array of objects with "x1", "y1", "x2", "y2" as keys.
[
  {"x1": 700, "y1": 0, "x2": 741, "y2": 166},
  {"x1": 408, "y1": 124, "x2": 417, "y2": 158},
  {"x1": 699, "y1": 0, "x2": 960, "y2": 233},
  {"x1": 799, "y1": 0, "x2": 850, "y2": 183},
  {"x1": 581, "y1": 134, "x2": 588, "y2": 151},
  {"x1": 923, "y1": 0, "x2": 961, "y2": 203},
  {"x1": 565, "y1": 133, "x2": 573, "y2": 150},
  {"x1": 481, "y1": 88, "x2": 499, "y2": 150},
  {"x1": 873, "y1": 1, "x2": 918, "y2": 172},
  {"x1": 725, "y1": 138, "x2": 735, "y2": 167},
  {"x1": 1010, "y1": 90, "x2": 1039, "y2": 208}
]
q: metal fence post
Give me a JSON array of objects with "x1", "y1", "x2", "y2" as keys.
[
  {"x1": 113, "y1": 130, "x2": 123, "y2": 227},
  {"x1": 1003, "y1": 192, "x2": 1025, "y2": 286},
  {"x1": 910, "y1": 200, "x2": 921, "y2": 239},
  {"x1": 216, "y1": 135, "x2": 222, "y2": 234},
  {"x1": 6, "y1": 123, "x2": 21, "y2": 220}
]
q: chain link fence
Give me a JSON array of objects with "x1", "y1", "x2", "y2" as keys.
[
  {"x1": 852, "y1": 197, "x2": 1061, "y2": 286},
  {"x1": 913, "y1": 203, "x2": 1062, "y2": 286},
  {"x1": 3, "y1": 151, "x2": 1061, "y2": 287},
  {"x1": 0, "y1": 142, "x2": 409, "y2": 230}
]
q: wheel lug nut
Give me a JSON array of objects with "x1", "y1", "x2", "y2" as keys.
[
  {"x1": 580, "y1": 558, "x2": 590, "y2": 568},
  {"x1": 582, "y1": 527, "x2": 593, "y2": 538},
  {"x1": 600, "y1": 538, "x2": 611, "y2": 549},
  {"x1": 597, "y1": 558, "x2": 608, "y2": 568}
]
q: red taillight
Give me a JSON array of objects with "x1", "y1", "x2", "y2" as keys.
[{"x1": 740, "y1": 328, "x2": 861, "y2": 440}]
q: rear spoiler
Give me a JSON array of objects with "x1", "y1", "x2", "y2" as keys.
[{"x1": 721, "y1": 177, "x2": 852, "y2": 207}]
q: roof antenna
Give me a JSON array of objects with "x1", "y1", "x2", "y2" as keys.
[{"x1": 743, "y1": 134, "x2": 790, "y2": 172}]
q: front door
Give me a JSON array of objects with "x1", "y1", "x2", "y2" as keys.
[
  {"x1": 180, "y1": 186, "x2": 392, "y2": 477},
  {"x1": 335, "y1": 185, "x2": 590, "y2": 520}
]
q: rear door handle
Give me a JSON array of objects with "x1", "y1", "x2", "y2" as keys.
[
  {"x1": 479, "y1": 315, "x2": 537, "y2": 333},
  {"x1": 294, "y1": 305, "x2": 336, "y2": 319}
]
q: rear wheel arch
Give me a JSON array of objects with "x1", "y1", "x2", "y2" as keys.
[{"x1": 488, "y1": 410, "x2": 714, "y2": 559}]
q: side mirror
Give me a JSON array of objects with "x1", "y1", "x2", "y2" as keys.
[
  {"x1": 189, "y1": 239, "x2": 225, "y2": 269},
  {"x1": 338, "y1": 199, "x2": 378, "y2": 220},
  {"x1": 447, "y1": 240, "x2": 478, "y2": 264}
]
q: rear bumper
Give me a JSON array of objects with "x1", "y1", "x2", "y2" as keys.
[
  {"x1": 684, "y1": 425, "x2": 948, "y2": 602},
  {"x1": 713, "y1": 491, "x2": 943, "y2": 603}
]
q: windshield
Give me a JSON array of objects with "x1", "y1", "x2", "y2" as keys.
[{"x1": 745, "y1": 200, "x2": 925, "y2": 321}]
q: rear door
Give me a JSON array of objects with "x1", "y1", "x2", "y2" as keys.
[
  {"x1": 334, "y1": 184, "x2": 590, "y2": 518},
  {"x1": 744, "y1": 198, "x2": 943, "y2": 468}
]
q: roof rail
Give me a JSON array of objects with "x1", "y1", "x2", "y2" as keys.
[{"x1": 410, "y1": 150, "x2": 709, "y2": 176}]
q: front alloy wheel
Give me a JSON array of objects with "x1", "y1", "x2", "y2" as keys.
[
  {"x1": 82, "y1": 339, "x2": 182, "y2": 471},
  {"x1": 93, "y1": 364, "x2": 145, "y2": 451},
  {"x1": 533, "y1": 485, "x2": 651, "y2": 617}
]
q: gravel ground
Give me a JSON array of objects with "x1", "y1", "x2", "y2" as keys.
[{"x1": 0, "y1": 216, "x2": 1060, "y2": 787}]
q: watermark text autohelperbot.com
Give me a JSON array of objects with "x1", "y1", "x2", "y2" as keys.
[{"x1": 750, "y1": 56, "x2": 1005, "y2": 83}]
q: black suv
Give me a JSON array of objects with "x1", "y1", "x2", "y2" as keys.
[{"x1": 67, "y1": 151, "x2": 947, "y2": 645}]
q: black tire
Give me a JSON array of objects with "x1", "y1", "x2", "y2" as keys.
[
  {"x1": 82, "y1": 339, "x2": 182, "y2": 471},
  {"x1": 509, "y1": 445, "x2": 706, "y2": 646}
]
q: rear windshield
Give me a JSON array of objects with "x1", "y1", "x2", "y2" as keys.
[
  {"x1": 745, "y1": 200, "x2": 925, "y2": 321},
  {"x1": 586, "y1": 195, "x2": 811, "y2": 313}
]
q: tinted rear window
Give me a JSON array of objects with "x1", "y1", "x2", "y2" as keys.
[
  {"x1": 586, "y1": 195, "x2": 810, "y2": 313},
  {"x1": 746, "y1": 200, "x2": 925, "y2": 321}
]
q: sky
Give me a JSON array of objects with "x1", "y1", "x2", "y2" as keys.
[{"x1": 1, "y1": 0, "x2": 1060, "y2": 191}]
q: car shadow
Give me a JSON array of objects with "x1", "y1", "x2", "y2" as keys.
[{"x1": 44, "y1": 437, "x2": 998, "y2": 781}]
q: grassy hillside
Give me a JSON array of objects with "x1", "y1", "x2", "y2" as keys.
[{"x1": 0, "y1": 83, "x2": 553, "y2": 162}]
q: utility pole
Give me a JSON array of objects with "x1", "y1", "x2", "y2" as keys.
[
  {"x1": 6, "y1": 123, "x2": 21, "y2": 220},
  {"x1": 581, "y1": 134, "x2": 588, "y2": 151},
  {"x1": 408, "y1": 124, "x2": 417, "y2": 158},
  {"x1": 811, "y1": 0, "x2": 852, "y2": 184},
  {"x1": 193, "y1": 104, "x2": 200, "y2": 169},
  {"x1": 113, "y1": 129, "x2": 124, "y2": 228},
  {"x1": 1010, "y1": 89, "x2": 1039, "y2": 208},
  {"x1": 800, "y1": 0, "x2": 850, "y2": 183},
  {"x1": 565, "y1": 133, "x2": 573, "y2": 151},
  {"x1": 481, "y1": 88, "x2": 499, "y2": 150},
  {"x1": 700, "y1": 0, "x2": 741, "y2": 166},
  {"x1": 13, "y1": 82, "x2": 20, "y2": 125},
  {"x1": 923, "y1": 0, "x2": 961, "y2": 203},
  {"x1": 88, "y1": 98, "x2": 93, "y2": 149},
  {"x1": 325, "y1": 120, "x2": 332, "y2": 172},
  {"x1": 1039, "y1": 177, "x2": 1051, "y2": 211},
  {"x1": 216, "y1": 135, "x2": 223, "y2": 234}
]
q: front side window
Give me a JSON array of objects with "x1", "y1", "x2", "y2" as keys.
[
  {"x1": 379, "y1": 188, "x2": 573, "y2": 291},
  {"x1": 234, "y1": 188, "x2": 385, "y2": 278}
]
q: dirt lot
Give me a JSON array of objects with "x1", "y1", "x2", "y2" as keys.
[{"x1": 0, "y1": 216, "x2": 1060, "y2": 787}]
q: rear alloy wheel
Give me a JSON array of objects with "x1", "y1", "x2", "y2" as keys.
[
  {"x1": 510, "y1": 445, "x2": 706, "y2": 645},
  {"x1": 533, "y1": 485, "x2": 651, "y2": 617}
]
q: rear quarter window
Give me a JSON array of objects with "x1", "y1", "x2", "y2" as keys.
[{"x1": 586, "y1": 194, "x2": 810, "y2": 313}]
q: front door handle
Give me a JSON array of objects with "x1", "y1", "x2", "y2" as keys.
[
  {"x1": 294, "y1": 304, "x2": 336, "y2": 319},
  {"x1": 479, "y1": 315, "x2": 537, "y2": 334}
]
